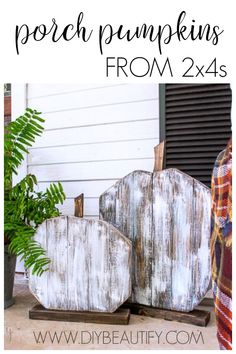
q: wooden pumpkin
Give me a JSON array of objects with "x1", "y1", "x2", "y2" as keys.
[
  {"x1": 29, "y1": 216, "x2": 132, "y2": 312},
  {"x1": 99, "y1": 168, "x2": 211, "y2": 312}
]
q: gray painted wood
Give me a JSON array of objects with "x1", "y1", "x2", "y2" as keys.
[
  {"x1": 152, "y1": 169, "x2": 172, "y2": 309},
  {"x1": 99, "y1": 168, "x2": 211, "y2": 312},
  {"x1": 47, "y1": 216, "x2": 68, "y2": 309},
  {"x1": 99, "y1": 171, "x2": 153, "y2": 305},
  {"x1": 29, "y1": 216, "x2": 132, "y2": 312}
]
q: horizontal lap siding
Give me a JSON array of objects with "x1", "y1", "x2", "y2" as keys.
[
  {"x1": 39, "y1": 100, "x2": 159, "y2": 131},
  {"x1": 28, "y1": 84, "x2": 157, "y2": 112},
  {"x1": 27, "y1": 84, "x2": 159, "y2": 217},
  {"x1": 28, "y1": 139, "x2": 159, "y2": 165},
  {"x1": 30, "y1": 120, "x2": 158, "y2": 148}
]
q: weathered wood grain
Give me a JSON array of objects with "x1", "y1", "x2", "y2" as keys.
[
  {"x1": 100, "y1": 168, "x2": 211, "y2": 312},
  {"x1": 192, "y1": 179, "x2": 211, "y2": 305},
  {"x1": 121, "y1": 303, "x2": 210, "y2": 327},
  {"x1": 74, "y1": 193, "x2": 84, "y2": 217},
  {"x1": 100, "y1": 171, "x2": 153, "y2": 306},
  {"x1": 152, "y1": 170, "x2": 172, "y2": 309},
  {"x1": 171, "y1": 170, "x2": 194, "y2": 311},
  {"x1": 153, "y1": 141, "x2": 165, "y2": 172},
  {"x1": 47, "y1": 216, "x2": 68, "y2": 309},
  {"x1": 29, "y1": 216, "x2": 132, "y2": 312},
  {"x1": 132, "y1": 171, "x2": 153, "y2": 305},
  {"x1": 29, "y1": 304, "x2": 131, "y2": 325},
  {"x1": 67, "y1": 218, "x2": 89, "y2": 311}
]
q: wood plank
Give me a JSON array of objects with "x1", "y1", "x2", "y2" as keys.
[
  {"x1": 132, "y1": 171, "x2": 153, "y2": 305},
  {"x1": 29, "y1": 304, "x2": 130, "y2": 325},
  {"x1": 99, "y1": 184, "x2": 118, "y2": 227},
  {"x1": 100, "y1": 171, "x2": 152, "y2": 305},
  {"x1": 100, "y1": 174, "x2": 134, "y2": 303},
  {"x1": 74, "y1": 194, "x2": 84, "y2": 217},
  {"x1": 87, "y1": 220, "x2": 111, "y2": 311},
  {"x1": 29, "y1": 217, "x2": 132, "y2": 312},
  {"x1": 192, "y1": 179, "x2": 211, "y2": 307},
  {"x1": 46, "y1": 217, "x2": 68, "y2": 310},
  {"x1": 122, "y1": 303, "x2": 210, "y2": 327},
  {"x1": 152, "y1": 170, "x2": 172, "y2": 309},
  {"x1": 108, "y1": 224, "x2": 132, "y2": 311},
  {"x1": 171, "y1": 170, "x2": 194, "y2": 311},
  {"x1": 67, "y1": 217, "x2": 89, "y2": 311},
  {"x1": 116, "y1": 174, "x2": 134, "y2": 304},
  {"x1": 28, "y1": 84, "x2": 158, "y2": 113},
  {"x1": 32, "y1": 119, "x2": 158, "y2": 148},
  {"x1": 153, "y1": 141, "x2": 165, "y2": 172}
]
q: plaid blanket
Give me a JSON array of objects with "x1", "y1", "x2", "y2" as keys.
[{"x1": 211, "y1": 138, "x2": 232, "y2": 350}]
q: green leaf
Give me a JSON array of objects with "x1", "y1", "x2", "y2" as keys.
[
  {"x1": 25, "y1": 108, "x2": 34, "y2": 114},
  {"x1": 32, "y1": 115, "x2": 45, "y2": 123},
  {"x1": 4, "y1": 108, "x2": 67, "y2": 277},
  {"x1": 14, "y1": 142, "x2": 29, "y2": 153}
]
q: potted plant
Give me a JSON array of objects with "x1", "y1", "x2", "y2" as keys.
[{"x1": 4, "y1": 108, "x2": 66, "y2": 308}]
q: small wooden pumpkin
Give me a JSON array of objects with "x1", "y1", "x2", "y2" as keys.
[{"x1": 29, "y1": 216, "x2": 132, "y2": 312}]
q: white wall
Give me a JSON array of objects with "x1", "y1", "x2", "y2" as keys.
[{"x1": 15, "y1": 83, "x2": 160, "y2": 217}]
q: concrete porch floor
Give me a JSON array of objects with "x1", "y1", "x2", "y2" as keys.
[{"x1": 5, "y1": 275, "x2": 219, "y2": 350}]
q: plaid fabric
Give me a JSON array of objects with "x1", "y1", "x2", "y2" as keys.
[{"x1": 211, "y1": 138, "x2": 232, "y2": 350}]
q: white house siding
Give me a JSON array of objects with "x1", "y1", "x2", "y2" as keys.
[{"x1": 19, "y1": 83, "x2": 160, "y2": 217}]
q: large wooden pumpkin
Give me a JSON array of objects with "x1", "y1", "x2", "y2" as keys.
[
  {"x1": 99, "y1": 168, "x2": 211, "y2": 312},
  {"x1": 29, "y1": 216, "x2": 132, "y2": 312}
]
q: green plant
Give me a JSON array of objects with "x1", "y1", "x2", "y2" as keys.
[{"x1": 4, "y1": 108, "x2": 66, "y2": 276}]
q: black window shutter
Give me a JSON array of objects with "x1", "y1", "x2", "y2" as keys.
[{"x1": 160, "y1": 84, "x2": 232, "y2": 187}]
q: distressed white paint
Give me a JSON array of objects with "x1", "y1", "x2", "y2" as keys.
[
  {"x1": 100, "y1": 168, "x2": 211, "y2": 312},
  {"x1": 152, "y1": 170, "x2": 172, "y2": 308},
  {"x1": 29, "y1": 216, "x2": 132, "y2": 312},
  {"x1": 169, "y1": 170, "x2": 193, "y2": 311},
  {"x1": 193, "y1": 180, "x2": 211, "y2": 300},
  {"x1": 47, "y1": 217, "x2": 68, "y2": 309}
]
